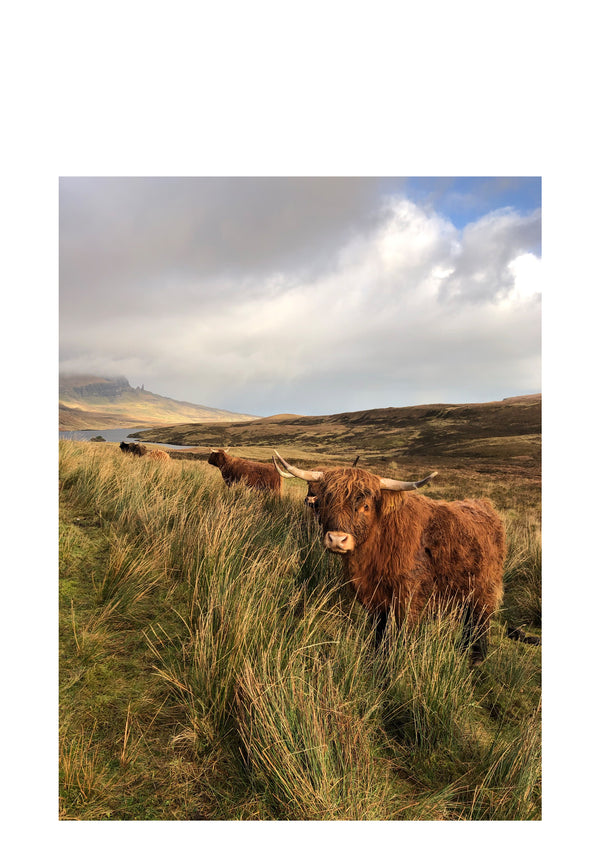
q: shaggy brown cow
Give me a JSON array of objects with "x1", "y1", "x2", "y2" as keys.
[
  {"x1": 274, "y1": 451, "x2": 508, "y2": 661},
  {"x1": 119, "y1": 441, "x2": 147, "y2": 457},
  {"x1": 147, "y1": 449, "x2": 171, "y2": 461},
  {"x1": 208, "y1": 449, "x2": 283, "y2": 494}
]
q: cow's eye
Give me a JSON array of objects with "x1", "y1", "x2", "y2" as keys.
[{"x1": 362, "y1": 503, "x2": 370, "y2": 512}]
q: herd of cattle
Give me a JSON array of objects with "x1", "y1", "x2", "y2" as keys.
[{"x1": 119, "y1": 440, "x2": 540, "y2": 660}]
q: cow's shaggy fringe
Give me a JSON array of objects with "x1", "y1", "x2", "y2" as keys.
[{"x1": 59, "y1": 440, "x2": 541, "y2": 821}]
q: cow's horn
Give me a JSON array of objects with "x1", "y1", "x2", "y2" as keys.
[
  {"x1": 379, "y1": 471, "x2": 438, "y2": 491},
  {"x1": 273, "y1": 451, "x2": 323, "y2": 482},
  {"x1": 210, "y1": 448, "x2": 220, "y2": 453},
  {"x1": 272, "y1": 456, "x2": 294, "y2": 479}
]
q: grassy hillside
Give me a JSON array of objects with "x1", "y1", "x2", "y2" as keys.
[
  {"x1": 59, "y1": 375, "x2": 257, "y2": 430},
  {"x1": 133, "y1": 393, "x2": 540, "y2": 463},
  {"x1": 59, "y1": 403, "x2": 151, "y2": 430},
  {"x1": 59, "y1": 440, "x2": 541, "y2": 820}
]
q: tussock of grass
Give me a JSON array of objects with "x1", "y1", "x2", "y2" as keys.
[
  {"x1": 59, "y1": 440, "x2": 541, "y2": 820},
  {"x1": 235, "y1": 651, "x2": 398, "y2": 820},
  {"x1": 60, "y1": 723, "x2": 115, "y2": 817},
  {"x1": 502, "y1": 514, "x2": 542, "y2": 629},
  {"x1": 379, "y1": 613, "x2": 475, "y2": 750}
]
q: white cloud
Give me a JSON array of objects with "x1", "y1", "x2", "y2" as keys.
[
  {"x1": 60, "y1": 187, "x2": 541, "y2": 415},
  {"x1": 506, "y1": 253, "x2": 542, "y2": 303},
  {"x1": 438, "y1": 207, "x2": 541, "y2": 306}
]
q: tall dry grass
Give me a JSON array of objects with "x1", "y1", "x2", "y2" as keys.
[{"x1": 59, "y1": 440, "x2": 541, "y2": 820}]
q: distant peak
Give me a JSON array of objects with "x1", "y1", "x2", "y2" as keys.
[{"x1": 60, "y1": 373, "x2": 130, "y2": 388}]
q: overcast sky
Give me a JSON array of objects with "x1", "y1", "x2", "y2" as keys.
[{"x1": 59, "y1": 177, "x2": 541, "y2": 417}]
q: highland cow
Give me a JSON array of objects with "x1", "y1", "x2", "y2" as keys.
[
  {"x1": 119, "y1": 441, "x2": 148, "y2": 457},
  {"x1": 208, "y1": 449, "x2": 283, "y2": 494},
  {"x1": 274, "y1": 451, "x2": 509, "y2": 661},
  {"x1": 146, "y1": 449, "x2": 171, "y2": 461}
]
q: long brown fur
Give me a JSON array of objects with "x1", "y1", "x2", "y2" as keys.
[
  {"x1": 311, "y1": 467, "x2": 506, "y2": 657},
  {"x1": 208, "y1": 449, "x2": 283, "y2": 494},
  {"x1": 146, "y1": 449, "x2": 171, "y2": 461}
]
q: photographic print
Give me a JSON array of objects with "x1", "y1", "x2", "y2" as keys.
[{"x1": 59, "y1": 176, "x2": 541, "y2": 821}]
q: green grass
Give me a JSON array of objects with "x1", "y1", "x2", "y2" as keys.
[{"x1": 59, "y1": 440, "x2": 541, "y2": 820}]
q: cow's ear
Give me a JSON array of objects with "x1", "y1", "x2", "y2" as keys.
[{"x1": 380, "y1": 489, "x2": 405, "y2": 516}]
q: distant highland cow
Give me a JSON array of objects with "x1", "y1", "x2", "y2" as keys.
[
  {"x1": 146, "y1": 449, "x2": 171, "y2": 461},
  {"x1": 119, "y1": 441, "x2": 147, "y2": 457},
  {"x1": 208, "y1": 449, "x2": 283, "y2": 494}
]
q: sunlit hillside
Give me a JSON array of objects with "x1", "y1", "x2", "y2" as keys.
[
  {"x1": 59, "y1": 375, "x2": 258, "y2": 430},
  {"x1": 134, "y1": 394, "x2": 541, "y2": 508}
]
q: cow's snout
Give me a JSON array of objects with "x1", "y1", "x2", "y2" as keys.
[{"x1": 324, "y1": 531, "x2": 355, "y2": 553}]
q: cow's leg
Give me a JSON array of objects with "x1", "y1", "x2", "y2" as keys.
[
  {"x1": 373, "y1": 609, "x2": 388, "y2": 649},
  {"x1": 461, "y1": 605, "x2": 489, "y2": 664},
  {"x1": 471, "y1": 622, "x2": 489, "y2": 664}
]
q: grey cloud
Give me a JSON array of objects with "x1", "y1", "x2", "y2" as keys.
[
  {"x1": 59, "y1": 178, "x2": 541, "y2": 417},
  {"x1": 60, "y1": 177, "x2": 384, "y2": 321}
]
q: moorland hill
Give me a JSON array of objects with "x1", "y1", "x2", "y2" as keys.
[{"x1": 133, "y1": 393, "x2": 541, "y2": 477}]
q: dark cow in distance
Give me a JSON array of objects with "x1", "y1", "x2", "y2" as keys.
[
  {"x1": 208, "y1": 449, "x2": 283, "y2": 494},
  {"x1": 272, "y1": 454, "x2": 320, "y2": 507},
  {"x1": 274, "y1": 451, "x2": 535, "y2": 662},
  {"x1": 119, "y1": 441, "x2": 147, "y2": 457}
]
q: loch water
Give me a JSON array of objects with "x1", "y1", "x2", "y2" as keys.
[{"x1": 59, "y1": 428, "x2": 191, "y2": 449}]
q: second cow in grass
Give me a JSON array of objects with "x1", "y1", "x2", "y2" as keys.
[{"x1": 208, "y1": 449, "x2": 283, "y2": 495}]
